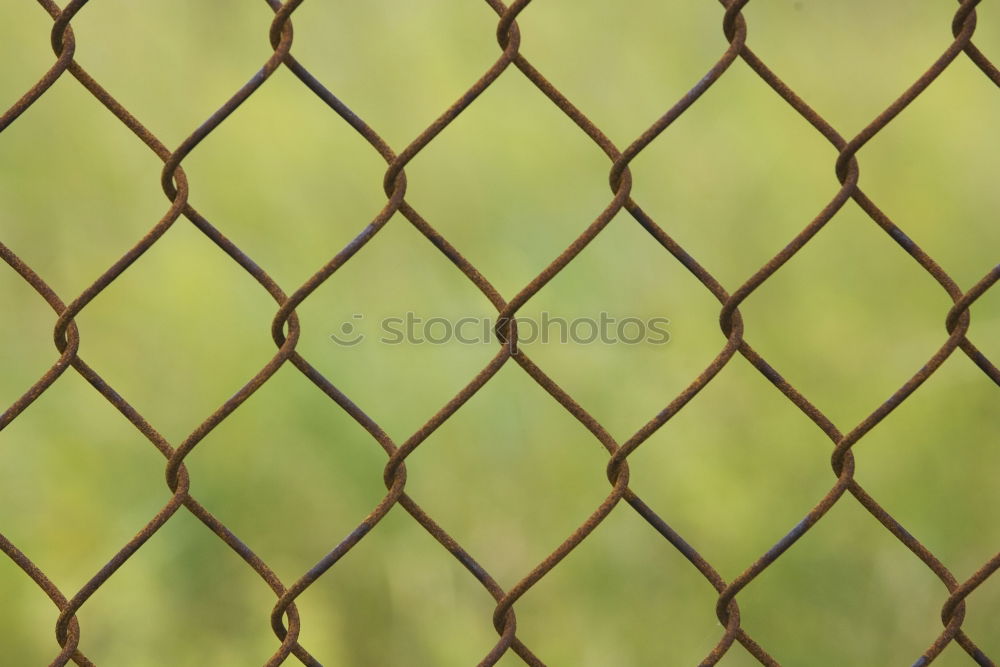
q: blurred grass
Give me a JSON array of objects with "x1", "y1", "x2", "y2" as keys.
[{"x1": 1, "y1": 0, "x2": 999, "y2": 665}]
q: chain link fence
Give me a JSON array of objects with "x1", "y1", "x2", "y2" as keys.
[{"x1": 2, "y1": 0, "x2": 999, "y2": 665}]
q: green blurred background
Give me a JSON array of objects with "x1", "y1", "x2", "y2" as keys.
[{"x1": 1, "y1": 1, "x2": 999, "y2": 665}]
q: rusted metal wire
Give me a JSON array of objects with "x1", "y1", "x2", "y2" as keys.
[{"x1": 1, "y1": 0, "x2": 998, "y2": 665}]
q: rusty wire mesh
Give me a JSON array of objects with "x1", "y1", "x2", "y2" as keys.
[{"x1": 2, "y1": 0, "x2": 1000, "y2": 665}]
